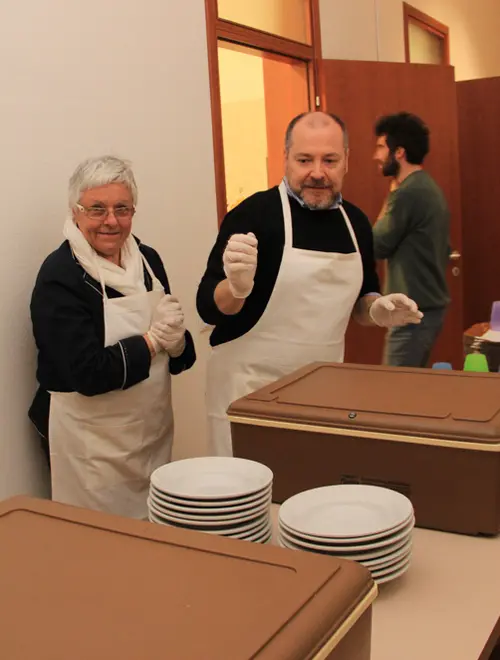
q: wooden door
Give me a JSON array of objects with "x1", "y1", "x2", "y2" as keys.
[
  {"x1": 323, "y1": 59, "x2": 464, "y2": 368},
  {"x1": 457, "y1": 77, "x2": 500, "y2": 330},
  {"x1": 263, "y1": 54, "x2": 310, "y2": 187}
]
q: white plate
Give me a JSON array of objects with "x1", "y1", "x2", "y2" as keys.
[
  {"x1": 148, "y1": 509, "x2": 269, "y2": 534},
  {"x1": 147, "y1": 498, "x2": 271, "y2": 523},
  {"x1": 230, "y1": 518, "x2": 270, "y2": 540},
  {"x1": 150, "y1": 483, "x2": 272, "y2": 510},
  {"x1": 148, "y1": 512, "x2": 268, "y2": 537},
  {"x1": 238, "y1": 534, "x2": 272, "y2": 545},
  {"x1": 375, "y1": 559, "x2": 411, "y2": 585},
  {"x1": 371, "y1": 555, "x2": 411, "y2": 579},
  {"x1": 367, "y1": 549, "x2": 412, "y2": 576},
  {"x1": 278, "y1": 536, "x2": 412, "y2": 575},
  {"x1": 279, "y1": 518, "x2": 414, "y2": 553},
  {"x1": 279, "y1": 515, "x2": 414, "y2": 554},
  {"x1": 240, "y1": 524, "x2": 273, "y2": 543},
  {"x1": 148, "y1": 498, "x2": 269, "y2": 527},
  {"x1": 279, "y1": 530, "x2": 411, "y2": 562},
  {"x1": 149, "y1": 486, "x2": 273, "y2": 508},
  {"x1": 149, "y1": 488, "x2": 271, "y2": 515},
  {"x1": 148, "y1": 512, "x2": 271, "y2": 542},
  {"x1": 279, "y1": 516, "x2": 414, "y2": 554},
  {"x1": 279, "y1": 485, "x2": 413, "y2": 539},
  {"x1": 279, "y1": 510, "x2": 414, "y2": 544},
  {"x1": 278, "y1": 533, "x2": 412, "y2": 571},
  {"x1": 150, "y1": 457, "x2": 273, "y2": 500},
  {"x1": 360, "y1": 539, "x2": 412, "y2": 568},
  {"x1": 148, "y1": 497, "x2": 270, "y2": 523}
]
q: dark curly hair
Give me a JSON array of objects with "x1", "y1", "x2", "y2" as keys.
[{"x1": 375, "y1": 112, "x2": 430, "y2": 165}]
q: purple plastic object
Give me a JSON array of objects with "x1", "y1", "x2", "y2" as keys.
[{"x1": 490, "y1": 301, "x2": 500, "y2": 331}]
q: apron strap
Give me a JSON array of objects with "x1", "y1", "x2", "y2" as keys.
[
  {"x1": 94, "y1": 253, "x2": 109, "y2": 302},
  {"x1": 278, "y1": 181, "x2": 293, "y2": 249},
  {"x1": 140, "y1": 252, "x2": 164, "y2": 292},
  {"x1": 338, "y1": 204, "x2": 361, "y2": 254},
  {"x1": 140, "y1": 251, "x2": 157, "y2": 281}
]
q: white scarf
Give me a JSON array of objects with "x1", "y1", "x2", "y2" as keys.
[{"x1": 63, "y1": 215, "x2": 146, "y2": 297}]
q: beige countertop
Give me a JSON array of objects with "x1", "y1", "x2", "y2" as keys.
[{"x1": 270, "y1": 504, "x2": 500, "y2": 660}]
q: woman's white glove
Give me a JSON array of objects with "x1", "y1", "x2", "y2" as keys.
[
  {"x1": 153, "y1": 294, "x2": 184, "y2": 326},
  {"x1": 369, "y1": 293, "x2": 423, "y2": 328},
  {"x1": 148, "y1": 295, "x2": 186, "y2": 357},
  {"x1": 223, "y1": 232, "x2": 258, "y2": 299}
]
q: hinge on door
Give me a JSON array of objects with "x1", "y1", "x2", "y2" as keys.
[{"x1": 315, "y1": 95, "x2": 320, "y2": 107}]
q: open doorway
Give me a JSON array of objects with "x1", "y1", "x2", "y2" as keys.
[
  {"x1": 218, "y1": 42, "x2": 309, "y2": 212},
  {"x1": 205, "y1": 0, "x2": 323, "y2": 223}
]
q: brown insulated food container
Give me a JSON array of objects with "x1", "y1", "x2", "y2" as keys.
[
  {"x1": 0, "y1": 496, "x2": 377, "y2": 660},
  {"x1": 229, "y1": 362, "x2": 500, "y2": 536}
]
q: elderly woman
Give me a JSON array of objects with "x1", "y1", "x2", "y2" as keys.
[{"x1": 29, "y1": 155, "x2": 196, "y2": 519}]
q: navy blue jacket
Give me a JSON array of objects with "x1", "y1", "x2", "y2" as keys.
[{"x1": 29, "y1": 238, "x2": 196, "y2": 460}]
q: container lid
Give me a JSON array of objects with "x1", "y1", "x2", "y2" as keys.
[
  {"x1": 0, "y1": 496, "x2": 376, "y2": 660},
  {"x1": 464, "y1": 322, "x2": 490, "y2": 338},
  {"x1": 228, "y1": 362, "x2": 500, "y2": 447}
]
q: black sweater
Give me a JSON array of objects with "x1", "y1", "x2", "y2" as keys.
[
  {"x1": 197, "y1": 187, "x2": 380, "y2": 346},
  {"x1": 29, "y1": 238, "x2": 196, "y2": 449}
]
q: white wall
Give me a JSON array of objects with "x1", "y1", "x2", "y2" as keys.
[
  {"x1": 218, "y1": 0, "x2": 310, "y2": 44},
  {"x1": 398, "y1": 0, "x2": 500, "y2": 80},
  {"x1": 320, "y1": 0, "x2": 500, "y2": 81},
  {"x1": 0, "y1": 0, "x2": 217, "y2": 498},
  {"x1": 319, "y1": 0, "x2": 382, "y2": 62}
]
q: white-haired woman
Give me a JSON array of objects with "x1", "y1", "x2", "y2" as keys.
[{"x1": 29, "y1": 155, "x2": 196, "y2": 519}]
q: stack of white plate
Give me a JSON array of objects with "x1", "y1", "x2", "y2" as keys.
[
  {"x1": 278, "y1": 485, "x2": 414, "y2": 585},
  {"x1": 148, "y1": 457, "x2": 273, "y2": 544}
]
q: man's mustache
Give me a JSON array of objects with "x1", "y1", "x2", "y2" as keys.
[{"x1": 302, "y1": 182, "x2": 332, "y2": 189}]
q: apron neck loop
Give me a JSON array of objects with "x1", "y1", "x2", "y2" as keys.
[
  {"x1": 140, "y1": 251, "x2": 156, "y2": 281},
  {"x1": 95, "y1": 246, "x2": 157, "y2": 300},
  {"x1": 279, "y1": 181, "x2": 360, "y2": 256},
  {"x1": 278, "y1": 181, "x2": 293, "y2": 248},
  {"x1": 338, "y1": 205, "x2": 360, "y2": 253},
  {"x1": 94, "y1": 253, "x2": 109, "y2": 301}
]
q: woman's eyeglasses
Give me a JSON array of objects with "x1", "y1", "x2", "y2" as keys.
[{"x1": 76, "y1": 203, "x2": 135, "y2": 221}]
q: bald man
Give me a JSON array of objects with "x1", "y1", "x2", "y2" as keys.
[{"x1": 197, "y1": 111, "x2": 422, "y2": 456}]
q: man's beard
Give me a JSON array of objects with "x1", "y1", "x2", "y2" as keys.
[
  {"x1": 299, "y1": 182, "x2": 337, "y2": 210},
  {"x1": 382, "y1": 152, "x2": 400, "y2": 178}
]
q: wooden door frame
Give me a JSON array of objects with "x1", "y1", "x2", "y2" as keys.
[
  {"x1": 205, "y1": 0, "x2": 324, "y2": 224},
  {"x1": 403, "y1": 2, "x2": 450, "y2": 66}
]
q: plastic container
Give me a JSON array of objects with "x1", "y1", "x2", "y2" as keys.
[
  {"x1": 230, "y1": 361, "x2": 500, "y2": 535},
  {"x1": 0, "y1": 496, "x2": 378, "y2": 660},
  {"x1": 490, "y1": 301, "x2": 500, "y2": 331},
  {"x1": 463, "y1": 353, "x2": 489, "y2": 372}
]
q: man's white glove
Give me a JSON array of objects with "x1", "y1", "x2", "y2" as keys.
[
  {"x1": 223, "y1": 232, "x2": 258, "y2": 299},
  {"x1": 148, "y1": 295, "x2": 186, "y2": 357},
  {"x1": 369, "y1": 293, "x2": 423, "y2": 328}
]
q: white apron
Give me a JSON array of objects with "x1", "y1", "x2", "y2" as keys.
[
  {"x1": 206, "y1": 181, "x2": 364, "y2": 456},
  {"x1": 49, "y1": 255, "x2": 173, "y2": 519}
]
